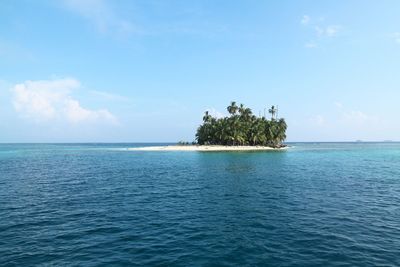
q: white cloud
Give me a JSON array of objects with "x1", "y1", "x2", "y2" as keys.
[
  {"x1": 62, "y1": 0, "x2": 136, "y2": 36},
  {"x1": 64, "y1": 98, "x2": 115, "y2": 123},
  {"x1": 301, "y1": 15, "x2": 310, "y2": 25},
  {"x1": 11, "y1": 78, "x2": 117, "y2": 124}
]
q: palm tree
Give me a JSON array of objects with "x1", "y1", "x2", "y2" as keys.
[
  {"x1": 196, "y1": 102, "x2": 287, "y2": 147},
  {"x1": 276, "y1": 118, "x2": 287, "y2": 146},
  {"x1": 227, "y1": 101, "x2": 238, "y2": 115},
  {"x1": 268, "y1": 105, "x2": 277, "y2": 120},
  {"x1": 203, "y1": 111, "x2": 212, "y2": 123}
]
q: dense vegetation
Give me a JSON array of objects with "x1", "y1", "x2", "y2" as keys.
[{"x1": 196, "y1": 102, "x2": 287, "y2": 147}]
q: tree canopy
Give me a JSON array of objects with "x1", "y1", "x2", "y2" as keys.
[{"x1": 196, "y1": 102, "x2": 287, "y2": 147}]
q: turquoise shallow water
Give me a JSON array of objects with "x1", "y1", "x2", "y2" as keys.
[{"x1": 1, "y1": 143, "x2": 400, "y2": 266}]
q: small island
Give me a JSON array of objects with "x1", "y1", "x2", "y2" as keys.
[{"x1": 130, "y1": 101, "x2": 287, "y2": 151}]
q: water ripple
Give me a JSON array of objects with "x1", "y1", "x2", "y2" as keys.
[{"x1": 1, "y1": 143, "x2": 400, "y2": 266}]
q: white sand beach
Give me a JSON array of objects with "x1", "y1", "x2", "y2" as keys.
[{"x1": 127, "y1": 145, "x2": 287, "y2": 151}]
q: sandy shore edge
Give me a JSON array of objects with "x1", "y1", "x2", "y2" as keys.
[{"x1": 127, "y1": 145, "x2": 288, "y2": 151}]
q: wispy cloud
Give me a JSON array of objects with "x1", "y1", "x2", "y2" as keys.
[
  {"x1": 315, "y1": 25, "x2": 341, "y2": 38},
  {"x1": 11, "y1": 78, "x2": 117, "y2": 124},
  {"x1": 334, "y1": 102, "x2": 378, "y2": 124},
  {"x1": 310, "y1": 115, "x2": 326, "y2": 126},
  {"x1": 62, "y1": 0, "x2": 137, "y2": 36},
  {"x1": 301, "y1": 15, "x2": 342, "y2": 48},
  {"x1": 301, "y1": 15, "x2": 310, "y2": 25},
  {"x1": 334, "y1": 102, "x2": 343, "y2": 108},
  {"x1": 341, "y1": 110, "x2": 372, "y2": 123},
  {"x1": 305, "y1": 41, "x2": 317, "y2": 48}
]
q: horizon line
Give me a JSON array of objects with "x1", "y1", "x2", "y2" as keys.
[{"x1": 0, "y1": 141, "x2": 399, "y2": 144}]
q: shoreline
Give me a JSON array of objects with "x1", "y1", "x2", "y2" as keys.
[{"x1": 127, "y1": 145, "x2": 288, "y2": 151}]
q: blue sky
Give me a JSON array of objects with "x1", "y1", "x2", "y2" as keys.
[{"x1": 1, "y1": 0, "x2": 400, "y2": 142}]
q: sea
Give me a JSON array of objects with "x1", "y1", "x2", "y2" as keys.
[{"x1": 1, "y1": 143, "x2": 399, "y2": 266}]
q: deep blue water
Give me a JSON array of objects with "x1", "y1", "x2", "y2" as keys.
[{"x1": 1, "y1": 143, "x2": 400, "y2": 266}]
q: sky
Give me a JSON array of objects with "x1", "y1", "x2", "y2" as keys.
[{"x1": 1, "y1": 0, "x2": 400, "y2": 142}]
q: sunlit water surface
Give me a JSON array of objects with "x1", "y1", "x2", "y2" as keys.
[{"x1": 1, "y1": 143, "x2": 400, "y2": 266}]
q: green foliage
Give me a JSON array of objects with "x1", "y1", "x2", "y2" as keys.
[{"x1": 196, "y1": 102, "x2": 287, "y2": 147}]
